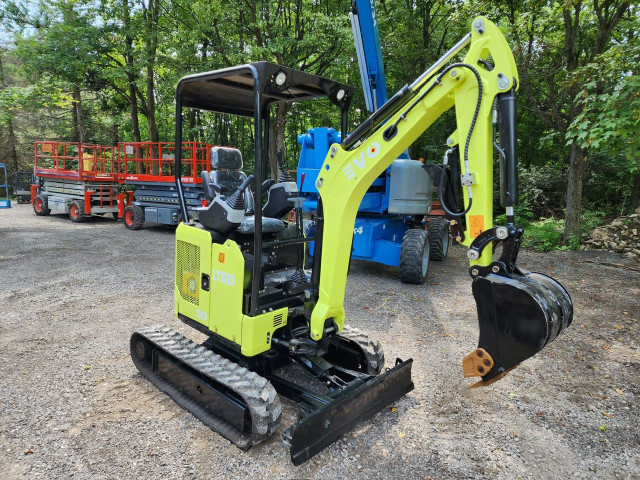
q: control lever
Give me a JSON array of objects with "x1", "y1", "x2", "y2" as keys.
[{"x1": 201, "y1": 171, "x2": 221, "y2": 200}]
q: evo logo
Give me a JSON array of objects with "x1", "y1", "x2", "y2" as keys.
[
  {"x1": 342, "y1": 142, "x2": 381, "y2": 180},
  {"x1": 212, "y1": 269, "x2": 236, "y2": 287}
]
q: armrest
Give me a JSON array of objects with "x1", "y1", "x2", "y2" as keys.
[{"x1": 201, "y1": 171, "x2": 222, "y2": 201}]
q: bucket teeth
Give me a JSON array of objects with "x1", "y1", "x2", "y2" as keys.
[{"x1": 462, "y1": 348, "x2": 494, "y2": 378}]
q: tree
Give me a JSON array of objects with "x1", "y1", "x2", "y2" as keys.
[{"x1": 517, "y1": 0, "x2": 631, "y2": 241}]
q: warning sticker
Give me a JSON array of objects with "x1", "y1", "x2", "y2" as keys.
[{"x1": 469, "y1": 215, "x2": 484, "y2": 238}]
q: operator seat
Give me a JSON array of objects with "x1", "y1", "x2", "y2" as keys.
[
  {"x1": 209, "y1": 146, "x2": 254, "y2": 213},
  {"x1": 198, "y1": 147, "x2": 284, "y2": 235}
]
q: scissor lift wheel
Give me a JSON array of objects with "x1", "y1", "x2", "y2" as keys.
[
  {"x1": 124, "y1": 205, "x2": 144, "y2": 230},
  {"x1": 33, "y1": 196, "x2": 51, "y2": 216},
  {"x1": 69, "y1": 201, "x2": 85, "y2": 223}
]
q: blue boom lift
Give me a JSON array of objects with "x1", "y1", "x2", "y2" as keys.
[
  {"x1": 296, "y1": 0, "x2": 451, "y2": 283},
  {"x1": 0, "y1": 164, "x2": 11, "y2": 209}
]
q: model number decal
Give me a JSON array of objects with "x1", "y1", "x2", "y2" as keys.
[
  {"x1": 343, "y1": 142, "x2": 381, "y2": 180},
  {"x1": 354, "y1": 226, "x2": 364, "y2": 235},
  {"x1": 212, "y1": 269, "x2": 236, "y2": 287}
]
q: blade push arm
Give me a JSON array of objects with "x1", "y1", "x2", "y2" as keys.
[{"x1": 310, "y1": 17, "x2": 518, "y2": 340}]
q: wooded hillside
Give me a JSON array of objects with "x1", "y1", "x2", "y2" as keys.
[{"x1": 1, "y1": 0, "x2": 638, "y2": 247}]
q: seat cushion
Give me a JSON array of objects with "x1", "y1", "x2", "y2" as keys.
[
  {"x1": 211, "y1": 146, "x2": 243, "y2": 170},
  {"x1": 237, "y1": 216, "x2": 285, "y2": 235}
]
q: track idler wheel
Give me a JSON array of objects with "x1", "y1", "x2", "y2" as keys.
[{"x1": 465, "y1": 264, "x2": 573, "y2": 384}]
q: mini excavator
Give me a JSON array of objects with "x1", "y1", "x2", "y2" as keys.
[{"x1": 130, "y1": 17, "x2": 572, "y2": 465}]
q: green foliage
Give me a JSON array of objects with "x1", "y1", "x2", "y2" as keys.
[
  {"x1": 0, "y1": 0, "x2": 638, "y2": 234},
  {"x1": 497, "y1": 209, "x2": 606, "y2": 252},
  {"x1": 566, "y1": 42, "x2": 640, "y2": 173}
]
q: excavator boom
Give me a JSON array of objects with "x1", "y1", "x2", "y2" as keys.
[{"x1": 310, "y1": 17, "x2": 572, "y2": 382}]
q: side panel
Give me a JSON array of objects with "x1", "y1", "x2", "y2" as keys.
[
  {"x1": 241, "y1": 308, "x2": 288, "y2": 357},
  {"x1": 209, "y1": 240, "x2": 245, "y2": 345},
  {"x1": 174, "y1": 223, "x2": 212, "y2": 328}
]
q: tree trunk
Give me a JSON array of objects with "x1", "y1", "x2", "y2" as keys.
[
  {"x1": 268, "y1": 104, "x2": 288, "y2": 179},
  {"x1": 122, "y1": 0, "x2": 141, "y2": 143},
  {"x1": 112, "y1": 123, "x2": 119, "y2": 146},
  {"x1": 144, "y1": 0, "x2": 159, "y2": 144},
  {"x1": 0, "y1": 55, "x2": 19, "y2": 171},
  {"x1": 72, "y1": 83, "x2": 85, "y2": 143},
  {"x1": 146, "y1": 65, "x2": 157, "y2": 143},
  {"x1": 563, "y1": 143, "x2": 587, "y2": 242},
  {"x1": 187, "y1": 110, "x2": 196, "y2": 141},
  {"x1": 632, "y1": 171, "x2": 640, "y2": 211}
]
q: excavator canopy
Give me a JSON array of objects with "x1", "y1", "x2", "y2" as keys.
[{"x1": 177, "y1": 61, "x2": 354, "y2": 117}]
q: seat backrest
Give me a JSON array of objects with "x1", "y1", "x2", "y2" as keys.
[
  {"x1": 211, "y1": 170, "x2": 246, "y2": 197},
  {"x1": 210, "y1": 146, "x2": 254, "y2": 212}
]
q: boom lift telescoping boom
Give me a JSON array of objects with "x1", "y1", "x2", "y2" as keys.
[
  {"x1": 130, "y1": 17, "x2": 572, "y2": 466},
  {"x1": 297, "y1": 0, "x2": 452, "y2": 282}
]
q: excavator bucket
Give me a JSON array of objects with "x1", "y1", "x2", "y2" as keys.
[{"x1": 464, "y1": 268, "x2": 573, "y2": 383}]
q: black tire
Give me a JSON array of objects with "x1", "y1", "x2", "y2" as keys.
[
  {"x1": 69, "y1": 200, "x2": 85, "y2": 222},
  {"x1": 427, "y1": 218, "x2": 451, "y2": 261},
  {"x1": 124, "y1": 205, "x2": 144, "y2": 230},
  {"x1": 33, "y1": 195, "x2": 50, "y2": 216},
  {"x1": 399, "y1": 228, "x2": 430, "y2": 284}
]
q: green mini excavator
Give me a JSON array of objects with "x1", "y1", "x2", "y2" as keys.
[{"x1": 130, "y1": 17, "x2": 573, "y2": 465}]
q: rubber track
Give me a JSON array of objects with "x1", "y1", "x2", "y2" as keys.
[
  {"x1": 427, "y1": 218, "x2": 449, "y2": 261},
  {"x1": 337, "y1": 325, "x2": 385, "y2": 374},
  {"x1": 131, "y1": 325, "x2": 282, "y2": 450},
  {"x1": 399, "y1": 229, "x2": 428, "y2": 284}
]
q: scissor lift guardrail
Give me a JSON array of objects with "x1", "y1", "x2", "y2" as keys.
[{"x1": 118, "y1": 141, "x2": 212, "y2": 229}]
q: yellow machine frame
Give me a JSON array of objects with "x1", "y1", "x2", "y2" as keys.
[{"x1": 310, "y1": 17, "x2": 518, "y2": 340}]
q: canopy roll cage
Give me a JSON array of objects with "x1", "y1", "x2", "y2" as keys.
[{"x1": 174, "y1": 62, "x2": 354, "y2": 315}]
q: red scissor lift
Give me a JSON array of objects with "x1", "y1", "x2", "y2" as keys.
[
  {"x1": 32, "y1": 141, "x2": 121, "y2": 222},
  {"x1": 118, "y1": 141, "x2": 211, "y2": 229}
]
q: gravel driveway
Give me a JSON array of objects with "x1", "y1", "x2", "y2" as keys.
[{"x1": 1, "y1": 205, "x2": 638, "y2": 479}]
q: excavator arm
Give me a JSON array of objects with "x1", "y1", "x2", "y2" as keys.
[{"x1": 310, "y1": 17, "x2": 572, "y2": 383}]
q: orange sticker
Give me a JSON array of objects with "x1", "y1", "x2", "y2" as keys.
[
  {"x1": 218, "y1": 252, "x2": 225, "y2": 263},
  {"x1": 42, "y1": 143, "x2": 53, "y2": 153},
  {"x1": 469, "y1": 215, "x2": 484, "y2": 238}
]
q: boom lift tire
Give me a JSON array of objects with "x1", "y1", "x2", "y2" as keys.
[
  {"x1": 33, "y1": 195, "x2": 50, "y2": 216},
  {"x1": 124, "y1": 205, "x2": 144, "y2": 230},
  {"x1": 399, "y1": 228, "x2": 430, "y2": 284},
  {"x1": 427, "y1": 218, "x2": 450, "y2": 261},
  {"x1": 69, "y1": 200, "x2": 85, "y2": 222}
]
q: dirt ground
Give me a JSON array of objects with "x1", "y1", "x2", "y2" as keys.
[{"x1": 1, "y1": 204, "x2": 638, "y2": 480}]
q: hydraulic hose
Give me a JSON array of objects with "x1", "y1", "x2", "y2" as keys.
[{"x1": 387, "y1": 62, "x2": 483, "y2": 217}]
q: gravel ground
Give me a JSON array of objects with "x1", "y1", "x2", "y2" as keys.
[{"x1": 1, "y1": 204, "x2": 639, "y2": 480}]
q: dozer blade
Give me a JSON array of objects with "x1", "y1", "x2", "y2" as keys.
[
  {"x1": 283, "y1": 358, "x2": 414, "y2": 465},
  {"x1": 465, "y1": 270, "x2": 573, "y2": 383}
]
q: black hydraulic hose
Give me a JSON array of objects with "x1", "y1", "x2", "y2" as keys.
[{"x1": 398, "y1": 62, "x2": 482, "y2": 217}]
